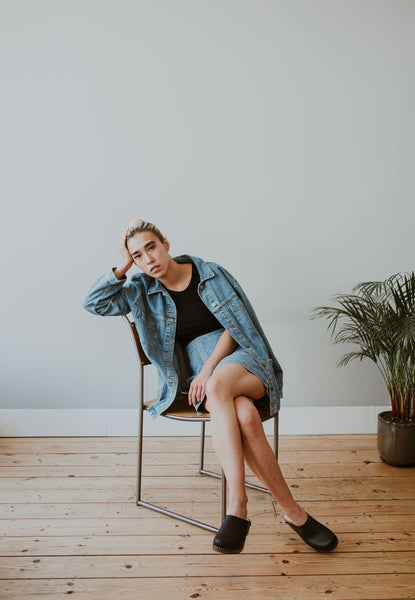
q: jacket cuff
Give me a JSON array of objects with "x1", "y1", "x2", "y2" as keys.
[{"x1": 109, "y1": 268, "x2": 127, "y2": 284}]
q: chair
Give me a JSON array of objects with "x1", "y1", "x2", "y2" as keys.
[{"x1": 123, "y1": 314, "x2": 279, "y2": 533}]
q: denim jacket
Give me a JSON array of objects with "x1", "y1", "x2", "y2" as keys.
[{"x1": 83, "y1": 255, "x2": 283, "y2": 418}]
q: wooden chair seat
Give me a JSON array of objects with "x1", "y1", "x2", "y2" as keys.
[{"x1": 145, "y1": 393, "x2": 211, "y2": 421}]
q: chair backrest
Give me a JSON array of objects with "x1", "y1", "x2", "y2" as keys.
[
  {"x1": 122, "y1": 315, "x2": 151, "y2": 367},
  {"x1": 122, "y1": 314, "x2": 210, "y2": 421}
]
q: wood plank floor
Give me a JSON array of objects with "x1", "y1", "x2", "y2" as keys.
[{"x1": 0, "y1": 435, "x2": 414, "y2": 600}]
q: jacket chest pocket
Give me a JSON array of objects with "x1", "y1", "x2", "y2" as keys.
[
  {"x1": 134, "y1": 308, "x2": 161, "y2": 349},
  {"x1": 141, "y1": 319, "x2": 160, "y2": 349},
  {"x1": 228, "y1": 296, "x2": 255, "y2": 331}
]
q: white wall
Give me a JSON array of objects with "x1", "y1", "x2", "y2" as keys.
[{"x1": 1, "y1": 0, "x2": 414, "y2": 416}]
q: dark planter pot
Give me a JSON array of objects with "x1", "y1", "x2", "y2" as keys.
[{"x1": 377, "y1": 411, "x2": 415, "y2": 467}]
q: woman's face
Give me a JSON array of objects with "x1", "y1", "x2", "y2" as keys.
[{"x1": 127, "y1": 230, "x2": 171, "y2": 279}]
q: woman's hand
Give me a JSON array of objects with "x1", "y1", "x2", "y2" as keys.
[
  {"x1": 118, "y1": 228, "x2": 134, "y2": 268},
  {"x1": 188, "y1": 367, "x2": 212, "y2": 407},
  {"x1": 113, "y1": 229, "x2": 133, "y2": 280}
]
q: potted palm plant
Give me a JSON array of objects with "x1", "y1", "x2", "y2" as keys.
[{"x1": 313, "y1": 272, "x2": 415, "y2": 467}]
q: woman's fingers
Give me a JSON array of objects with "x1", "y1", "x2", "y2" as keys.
[
  {"x1": 189, "y1": 384, "x2": 197, "y2": 406},
  {"x1": 117, "y1": 229, "x2": 134, "y2": 268},
  {"x1": 188, "y1": 383, "x2": 194, "y2": 406},
  {"x1": 194, "y1": 386, "x2": 203, "y2": 405},
  {"x1": 188, "y1": 382, "x2": 206, "y2": 406},
  {"x1": 199, "y1": 385, "x2": 206, "y2": 403}
]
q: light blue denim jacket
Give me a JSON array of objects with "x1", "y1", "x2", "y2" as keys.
[{"x1": 83, "y1": 255, "x2": 283, "y2": 418}]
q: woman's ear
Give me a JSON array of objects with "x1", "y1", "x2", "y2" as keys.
[{"x1": 164, "y1": 239, "x2": 170, "y2": 252}]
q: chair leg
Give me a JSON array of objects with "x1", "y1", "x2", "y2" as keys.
[
  {"x1": 137, "y1": 499, "x2": 219, "y2": 532},
  {"x1": 199, "y1": 422, "x2": 222, "y2": 481},
  {"x1": 137, "y1": 404, "x2": 219, "y2": 532},
  {"x1": 199, "y1": 421, "x2": 205, "y2": 472},
  {"x1": 221, "y1": 469, "x2": 227, "y2": 522},
  {"x1": 136, "y1": 412, "x2": 144, "y2": 503},
  {"x1": 274, "y1": 412, "x2": 279, "y2": 460},
  {"x1": 136, "y1": 367, "x2": 144, "y2": 503}
]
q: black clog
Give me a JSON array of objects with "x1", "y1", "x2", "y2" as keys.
[
  {"x1": 285, "y1": 513, "x2": 338, "y2": 552},
  {"x1": 213, "y1": 515, "x2": 251, "y2": 554}
]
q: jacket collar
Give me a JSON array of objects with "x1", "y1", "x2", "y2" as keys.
[{"x1": 147, "y1": 255, "x2": 215, "y2": 295}]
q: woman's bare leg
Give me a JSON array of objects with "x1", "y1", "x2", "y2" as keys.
[
  {"x1": 204, "y1": 369, "x2": 337, "y2": 552},
  {"x1": 233, "y1": 395, "x2": 307, "y2": 525},
  {"x1": 205, "y1": 364, "x2": 307, "y2": 524},
  {"x1": 204, "y1": 364, "x2": 266, "y2": 520}
]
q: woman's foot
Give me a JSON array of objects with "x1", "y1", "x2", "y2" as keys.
[
  {"x1": 283, "y1": 505, "x2": 308, "y2": 526},
  {"x1": 284, "y1": 513, "x2": 338, "y2": 552},
  {"x1": 212, "y1": 515, "x2": 251, "y2": 554}
]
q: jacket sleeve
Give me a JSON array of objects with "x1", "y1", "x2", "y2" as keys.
[
  {"x1": 219, "y1": 265, "x2": 269, "y2": 339},
  {"x1": 83, "y1": 269, "x2": 131, "y2": 316},
  {"x1": 219, "y1": 265, "x2": 283, "y2": 395}
]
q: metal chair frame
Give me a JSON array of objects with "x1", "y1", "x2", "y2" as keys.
[{"x1": 123, "y1": 315, "x2": 279, "y2": 533}]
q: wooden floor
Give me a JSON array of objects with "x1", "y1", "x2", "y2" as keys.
[{"x1": 0, "y1": 434, "x2": 414, "y2": 600}]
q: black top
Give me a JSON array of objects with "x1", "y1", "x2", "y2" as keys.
[{"x1": 165, "y1": 262, "x2": 222, "y2": 346}]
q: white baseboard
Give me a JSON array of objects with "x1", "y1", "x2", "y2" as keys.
[{"x1": 0, "y1": 406, "x2": 390, "y2": 437}]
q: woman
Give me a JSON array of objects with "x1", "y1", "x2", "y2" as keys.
[{"x1": 84, "y1": 219, "x2": 338, "y2": 554}]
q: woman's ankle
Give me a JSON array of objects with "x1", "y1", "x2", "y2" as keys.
[
  {"x1": 227, "y1": 509, "x2": 248, "y2": 521},
  {"x1": 227, "y1": 495, "x2": 248, "y2": 521},
  {"x1": 282, "y1": 504, "x2": 308, "y2": 526}
]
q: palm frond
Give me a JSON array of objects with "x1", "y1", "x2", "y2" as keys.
[
  {"x1": 313, "y1": 271, "x2": 415, "y2": 421},
  {"x1": 337, "y1": 350, "x2": 375, "y2": 368}
]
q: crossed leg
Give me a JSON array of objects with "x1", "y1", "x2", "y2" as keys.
[{"x1": 204, "y1": 363, "x2": 307, "y2": 525}]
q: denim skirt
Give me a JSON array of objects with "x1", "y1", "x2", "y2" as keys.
[{"x1": 184, "y1": 328, "x2": 271, "y2": 419}]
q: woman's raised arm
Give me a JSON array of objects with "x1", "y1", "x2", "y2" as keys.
[{"x1": 83, "y1": 229, "x2": 134, "y2": 316}]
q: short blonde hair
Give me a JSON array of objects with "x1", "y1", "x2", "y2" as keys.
[{"x1": 126, "y1": 218, "x2": 166, "y2": 243}]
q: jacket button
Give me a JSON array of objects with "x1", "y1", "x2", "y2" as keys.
[
  {"x1": 245, "y1": 343, "x2": 250, "y2": 348},
  {"x1": 229, "y1": 322, "x2": 235, "y2": 327},
  {"x1": 199, "y1": 284, "x2": 204, "y2": 290}
]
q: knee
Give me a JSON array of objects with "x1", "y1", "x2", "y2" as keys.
[
  {"x1": 205, "y1": 375, "x2": 231, "y2": 403},
  {"x1": 234, "y1": 397, "x2": 262, "y2": 437}
]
